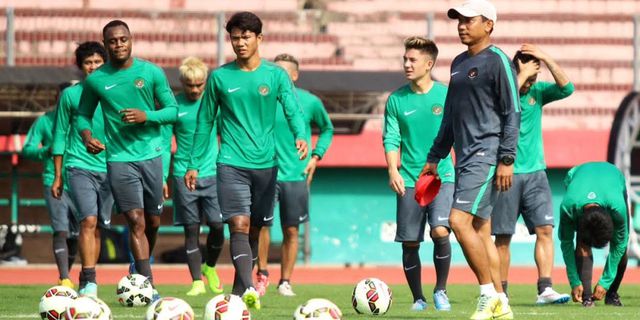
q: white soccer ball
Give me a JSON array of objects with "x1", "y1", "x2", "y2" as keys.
[
  {"x1": 293, "y1": 298, "x2": 342, "y2": 320},
  {"x1": 64, "y1": 296, "x2": 111, "y2": 320},
  {"x1": 39, "y1": 286, "x2": 78, "y2": 320},
  {"x1": 203, "y1": 294, "x2": 250, "y2": 320},
  {"x1": 351, "y1": 278, "x2": 393, "y2": 315},
  {"x1": 116, "y1": 274, "x2": 153, "y2": 307},
  {"x1": 145, "y1": 297, "x2": 194, "y2": 320}
]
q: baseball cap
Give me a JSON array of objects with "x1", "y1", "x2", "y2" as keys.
[
  {"x1": 414, "y1": 174, "x2": 442, "y2": 207},
  {"x1": 447, "y1": 0, "x2": 498, "y2": 23}
]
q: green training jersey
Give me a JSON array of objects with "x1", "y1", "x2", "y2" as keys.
[
  {"x1": 23, "y1": 111, "x2": 58, "y2": 187},
  {"x1": 558, "y1": 162, "x2": 628, "y2": 290},
  {"x1": 76, "y1": 58, "x2": 178, "y2": 163},
  {"x1": 174, "y1": 93, "x2": 217, "y2": 178},
  {"x1": 161, "y1": 124, "x2": 172, "y2": 182},
  {"x1": 52, "y1": 82, "x2": 108, "y2": 172},
  {"x1": 190, "y1": 59, "x2": 305, "y2": 170},
  {"x1": 515, "y1": 82, "x2": 575, "y2": 174},
  {"x1": 274, "y1": 87, "x2": 333, "y2": 182},
  {"x1": 383, "y1": 83, "x2": 455, "y2": 187}
]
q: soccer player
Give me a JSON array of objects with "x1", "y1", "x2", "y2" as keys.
[
  {"x1": 422, "y1": 1, "x2": 519, "y2": 319},
  {"x1": 255, "y1": 53, "x2": 334, "y2": 297},
  {"x1": 559, "y1": 162, "x2": 628, "y2": 307},
  {"x1": 383, "y1": 37, "x2": 454, "y2": 311},
  {"x1": 76, "y1": 20, "x2": 178, "y2": 300},
  {"x1": 23, "y1": 106, "x2": 78, "y2": 289},
  {"x1": 51, "y1": 41, "x2": 114, "y2": 296},
  {"x1": 491, "y1": 44, "x2": 574, "y2": 304},
  {"x1": 168, "y1": 57, "x2": 225, "y2": 296},
  {"x1": 185, "y1": 12, "x2": 307, "y2": 309}
]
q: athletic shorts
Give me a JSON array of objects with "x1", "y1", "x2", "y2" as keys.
[
  {"x1": 491, "y1": 170, "x2": 554, "y2": 235},
  {"x1": 395, "y1": 183, "x2": 454, "y2": 242},
  {"x1": 452, "y1": 162, "x2": 497, "y2": 219},
  {"x1": 216, "y1": 164, "x2": 277, "y2": 226},
  {"x1": 263, "y1": 180, "x2": 309, "y2": 228},
  {"x1": 43, "y1": 186, "x2": 78, "y2": 237},
  {"x1": 107, "y1": 156, "x2": 164, "y2": 215},
  {"x1": 172, "y1": 175, "x2": 223, "y2": 226},
  {"x1": 67, "y1": 167, "x2": 114, "y2": 229}
]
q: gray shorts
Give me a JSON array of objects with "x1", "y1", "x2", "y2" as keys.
[
  {"x1": 67, "y1": 167, "x2": 114, "y2": 229},
  {"x1": 453, "y1": 162, "x2": 497, "y2": 219},
  {"x1": 216, "y1": 164, "x2": 277, "y2": 226},
  {"x1": 395, "y1": 183, "x2": 454, "y2": 242},
  {"x1": 43, "y1": 187, "x2": 78, "y2": 237},
  {"x1": 172, "y1": 175, "x2": 223, "y2": 226},
  {"x1": 491, "y1": 170, "x2": 554, "y2": 235},
  {"x1": 264, "y1": 181, "x2": 309, "y2": 227},
  {"x1": 107, "y1": 156, "x2": 164, "y2": 215}
]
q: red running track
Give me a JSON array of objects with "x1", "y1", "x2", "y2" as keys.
[{"x1": 1, "y1": 264, "x2": 640, "y2": 285}]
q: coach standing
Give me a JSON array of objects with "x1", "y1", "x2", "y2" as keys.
[{"x1": 422, "y1": 0, "x2": 520, "y2": 319}]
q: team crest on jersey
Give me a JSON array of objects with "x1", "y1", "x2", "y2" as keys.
[
  {"x1": 587, "y1": 192, "x2": 597, "y2": 200},
  {"x1": 134, "y1": 78, "x2": 145, "y2": 89},
  {"x1": 468, "y1": 67, "x2": 478, "y2": 79},
  {"x1": 258, "y1": 84, "x2": 270, "y2": 96},
  {"x1": 529, "y1": 97, "x2": 536, "y2": 105},
  {"x1": 432, "y1": 105, "x2": 443, "y2": 115}
]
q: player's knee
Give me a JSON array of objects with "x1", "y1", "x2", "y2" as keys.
[
  {"x1": 227, "y1": 216, "x2": 250, "y2": 233},
  {"x1": 430, "y1": 226, "x2": 449, "y2": 239},
  {"x1": 283, "y1": 226, "x2": 299, "y2": 242},
  {"x1": 535, "y1": 225, "x2": 553, "y2": 240},
  {"x1": 81, "y1": 216, "x2": 98, "y2": 230},
  {"x1": 402, "y1": 242, "x2": 420, "y2": 249},
  {"x1": 208, "y1": 222, "x2": 224, "y2": 234}
]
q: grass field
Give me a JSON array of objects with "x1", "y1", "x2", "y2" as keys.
[{"x1": 5, "y1": 284, "x2": 639, "y2": 319}]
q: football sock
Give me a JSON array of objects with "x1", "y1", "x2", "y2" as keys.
[
  {"x1": 53, "y1": 232, "x2": 70, "y2": 279},
  {"x1": 502, "y1": 281, "x2": 509, "y2": 296},
  {"x1": 205, "y1": 222, "x2": 224, "y2": 267},
  {"x1": 230, "y1": 232, "x2": 253, "y2": 295},
  {"x1": 402, "y1": 244, "x2": 424, "y2": 302},
  {"x1": 537, "y1": 277, "x2": 552, "y2": 295},
  {"x1": 184, "y1": 224, "x2": 202, "y2": 281},
  {"x1": 433, "y1": 236, "x2": 451, "y2": 292},
  {"x1": 480, "y1": 283, "x2": 497, "y2": 297},
  {"x1": 576, "y1": 254, "x2": 593, "y2": 300},
  {"x1": 279, "y1": 279, "x2": 289, "y2": 285},
  {"x1": 258, "y1": 269, "x2": 269, "y2": 277},
  {"x1": 249, "y1": 230, "x2": 259, "y2": 269},
  {"x1": 80, "y1": 267, "x2": 96, "y2": 287},
  {"x1": 66, "y1": 236, "x2": 78, "y2": 271},
  {"x1": 135, "y1": 259, "x2": 153, "y2": 285},
  {"x1": 608, "y1": 253, "x2": 627, "y2": 294}
]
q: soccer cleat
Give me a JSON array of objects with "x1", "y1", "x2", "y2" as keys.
[
  {"x1": 410, "y1": 298, "x2": 428, "y2": 311},
  {"x1": 493, "y1": 298, "x2": 514, "y2": 319},
  {"x1": 78, "y1": 282, "x2": 98, "y2": 297},
  {"x1": 433, "y1": 290, "x2": 451, "y2": 311},
  {"x1": 605, "y1": 292, "x2": 623, "y2": 306},
  {"x1": 277, "y1": 281, "x2": 296, "y2": 297},
  {"x1": 582, "y1": 297, "x2": 595, "y2": 307},
  {"x1": 242, "y1": 287, "x2": 261, "y2": 310},
  {"x1": 255, "y1": 272, "x2": 269, "y2": 296},
  {"x1": 202, "y1": 264, "x2": 223, "y2": 294},
  {"x1": 58, "y1": 278, "x2": 75, "y2": 290},
  {"x1": 469, "y1": 294, "x2": 499, "y2": 320},
  {"x1": 535, "y1": 287, "x2": 570, "y2": 304},
  {"x1": 186, "y1": 280, "x2": 206, "y2": 296},
  {"x1": 152, "y1": 289, "x2": 161, "y2": 302}
]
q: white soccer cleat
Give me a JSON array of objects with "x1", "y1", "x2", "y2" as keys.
[
  {"x1": 535, "y1": 287, "x2": 570, "y2": 305},
  {"x1": 277, "y1": 281, "x2": 296, "y2": 297}
]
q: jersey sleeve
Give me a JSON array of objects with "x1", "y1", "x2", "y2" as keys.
[
  {"x1": 382, "y1": 95, "x2": 401, "y2": 153},
  {"x1": 145, "y1": 66, "x2": 178, "y2": 124},
  {"x1": 22, "y1": 116, "x2": 48, "y2": 161},
  {"x1": 309, "y1": 96, "x2": 333, "y2": 159},
  {"x1": 493, "y1": 53, "x2": 521, "y2": 159},
  {"x1": 76, "y1": 81, "x2": 99, "y2": 133},
  {"x1": 540, "y1": 82, "x2": 575, "y2": 106},
  {"x1": 52, "y1": 89, "x2": 72, "y2": 156},
  {"x1": 277, "y1": 70, "x2": 306, "y2": 140},
  {"x1": 427, "y1": 90, "x2": 454, "y2": 163},
  {"x1": 188, "y1": 75, "x2": 218, "y2": 171},
  {"x1": 162, "y1": 124, "x2": 173, "y2": 182},
  {"x1": 558, "y1": 202, "x2": 581, "y2": 288},
  {"x1": 598, "y1": 193, "x2": 629, "y2": 289}
]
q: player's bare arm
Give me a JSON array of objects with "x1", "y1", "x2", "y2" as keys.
[
  {"x1": 385, "y1": 151, "x2": 405, "y2": 196},
  {"x1": 419, "y1": 162, "x2": 440, "y2": 180},
  {"x1": 303, "y1": 154, "x2": 321, "y2": 186},
  {"x1": 80, "y1": 129, "x2": 105, "y2": 154},
  {"x1": 495, "y1": 162, "x2": 514, "y2": 192},
  {"x1": 51, "y1": 155, "x2": 64, "y2": 199},
  {"x1": 572, "y1": 284, "x2": 584, "y2": 302},
  {"x1": 516, "y1": 59, "x2": 540, "y2": 89},
  {"x1": 520, "y1": 43, "x2": 570, "y2": 87},
  {"x1": 592, "y1": 284, "x2": 607, "y2": 300},
  {"x1": 296, "y1": 139, "x2": 308, "y2": 160},
  {"x1": 184, "y1": 169, "x2": 198, "y2": 192},
  {"x1": 120, "y1": 108, "x2": 147, "y2": 124}
]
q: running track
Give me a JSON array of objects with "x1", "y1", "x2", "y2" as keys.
[{"x1": 1, "y1": 264, "x2": 639, "y2": 285}]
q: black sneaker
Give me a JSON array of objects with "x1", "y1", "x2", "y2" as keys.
[
  {"x1": 582, "y1": 297, "x2": 595, "y2": 307},
  {"x1": 605, "y1": 292, "x2": 622, "y2": 307}
]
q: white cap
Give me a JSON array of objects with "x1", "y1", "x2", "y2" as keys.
[{"x1": 447, "y1": 0, "x2": 497, "y2": 23}]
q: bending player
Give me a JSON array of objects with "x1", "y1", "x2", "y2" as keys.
[
  {"x1": 383, "y1": 37, "x2": 454, "y2": 311},
  {"x1": 256, "y1": 53, "x2": 334, "y2": 297},
  {"x1": 76, "y1": 20, "x2": 178, "y2": 300},
  {"x1": 185, "y1": 12, "x2": 307, "y2": 309},
  {"x1": 52, "y1": 41, "x2": 114, "y2": 296},
  {"x1": 559, "y1": 162, "x2": 628, "y2": 307},
  {"x1": 491, "y1": 43, "x2": 574, "y2": 304}
]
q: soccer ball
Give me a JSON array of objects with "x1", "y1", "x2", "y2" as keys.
[
  {"x1": 145, "y1": 297, "x2": 194, "y2": 320},
  {"x1": 203, "y1": 294, "x2": 250, "y2": 320},
  {"x1": 293, "y1": 298, "x2": 342, "y2": 320},
  {"x1": 351, "y1": 278, "x2": 392, "y2": 315},
  {"x1": 64, "y1": 296, "x2": 111, "y2": 320},
  {"x1": 116, "y1": 274, "x2": 153, "y2": 307},
  {"x1": 39, "y1": 286, "x2": 78, "y2": 320}
]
